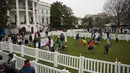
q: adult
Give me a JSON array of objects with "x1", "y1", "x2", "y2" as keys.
[
  {"x1": 48, "y1": 36, "x2": 51, "y2": 50},
  {"x1": 60, "y1": 33, "x2": 65, "y2": 42},
  {"x1": 29, "y1": 34, "x2": 32, "y2": 42},
  {"x1": 50, "y1": 39, "x2": 54, "y2": 52},
  {"x1": 45, "y1": 31, "x2": 48, "y2": 37},
  {"x1": 33, "y1": 37, "x2": 37, "y2": 48},
  {"x1": 4, "y1": 53, "x2": 18, "y2": 73},
  {"x1": 24, "y1": 39, "x2": 28, "y2": 46},
  {"x1": 37, "y1": 32, "x2": 41, "y2": 49},
  {"x1": 12, "y1": 35, "x2": 17, "y2": 44},
  {"x1": 20, "y1": 59, "x2": 35, "y2": 73},
  {"x1": 91, "y1": 32, "x2": 95, "y2": 40}
]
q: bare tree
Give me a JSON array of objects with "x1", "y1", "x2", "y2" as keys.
[
  {"x1": 104, "y1": 0, "x2": 126, "y2": 27},
  {"x1": 121, "y1": 0, "x2": 130, "y2": 25}
]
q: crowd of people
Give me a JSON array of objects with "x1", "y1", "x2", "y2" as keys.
[
  {"x1": 75, "y1": 28, "x2": 112, "y2": 54},
  {"x1": 0, "y1": 53, "x2": 35, "y2": 73},
  {"x1": 0, "y1": 32, "x2": 32, "y2": 46},
  {"x1": 43, "y1": 32, "x2": 66, "y2": 53},
  {"x1": 0, "y1": 27, "x2": 128, "y2": 73}
]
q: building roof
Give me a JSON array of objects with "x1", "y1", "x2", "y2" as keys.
[{"x1": 38, "y1": 1, "x2": 51, "y2": 7}]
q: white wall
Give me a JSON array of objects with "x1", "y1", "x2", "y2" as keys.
[{"x1": 38, "y1": 5, "x2": 50, "y2": 26}]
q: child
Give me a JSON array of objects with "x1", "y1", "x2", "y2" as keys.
[
  {"x1": 44, "y1": 42, "x2": 50, "y2": 51},
  {"x1": 95, "y1": 36, "x2": 100, "y2": 45},
  {"x1": 55, "y1": 37, "x2": 62, "y2": 52},
  {"x1": 88, "y1": 40, "x2": 95, "y2": 54},
  {"x1": 104, "y1": 43, "x2": 111, "y2": 54},
  {"x1": 82, "y1": 37, "x2": 87, "y2": 46},
  {"x1": 75, "y1": 33, "x2": 79, "y2": 44}
]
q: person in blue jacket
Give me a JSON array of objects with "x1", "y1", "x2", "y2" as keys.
[{"x1": 20, "y1": 59, "x2": 35, "y2": 73}]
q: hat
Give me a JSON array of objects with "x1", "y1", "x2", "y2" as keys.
[{"x1": 8, "y1": 53, "x2": 13, "y2": 57}]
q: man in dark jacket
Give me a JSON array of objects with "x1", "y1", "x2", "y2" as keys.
[{"x1": 20, "y1": 59, "x2": 35, "y2": 73}]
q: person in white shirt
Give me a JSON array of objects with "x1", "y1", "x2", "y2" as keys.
[{"x1": 50, "y1": 39, "x2": 54, "y2": 52}]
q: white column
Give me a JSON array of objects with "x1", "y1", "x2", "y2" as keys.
[
  {"x1": 36, "y1": 4, "x2": 39, "y2": 31},
  {"x1": 16, "y1": 0, "x2": 20, "y2": 26},
  {"x1": 32, "y1": 1, "x2": 36, "y2": 25},
  {"x1": 25, "y1": 0, "x2": 29, "y2": 25},
  {"x1": 44, "y1": 16, "x2": 46, "y2": 26}
]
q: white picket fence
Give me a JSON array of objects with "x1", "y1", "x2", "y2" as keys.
[
  {"x1": 47, "y1": 31, "x2": 130, "y2": 41},
  {"x1": 0, "y1": 50, "x2": 69, "y2": 73},
  {"x1": 30, "y1": 30, "x2": 130, "y2": 42},
  {"x1": 0, "y1": 42, "x2": 130, "y2": 73}
]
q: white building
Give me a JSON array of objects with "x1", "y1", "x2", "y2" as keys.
[{"x1": 9, "y1": 0, "x2": 51, "y2": 33}]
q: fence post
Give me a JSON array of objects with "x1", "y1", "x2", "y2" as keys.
[
  {"x1": 31, "y1": 60, "x2": 37, "y2": 73},
  {"x1": 21, "y1": 45, "x2": 24, "y2": 57},
  {"x1": 79, "y1": 55, "x2": 84, "y2": 73},
  {"x1": 9, "y1": 43, "x2": 13, "y2": 53},
  {"x1": 118, "y1": 62, "x2": 121, "y2": 73},
  {"x1": 35, "y1": 48, "x2": 38, "y2": 62},
  {"x1": 54, "y1": 51, "x2": 58, "y2": 67},
  {"x1": 115, "y1": 59, "x2": 118, "y2": 73},
  {"x1": 126, "y1": 34, "x2": 129, "y2": 41}
]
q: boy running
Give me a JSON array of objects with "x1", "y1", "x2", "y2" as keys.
[{"x1": 88, "y1": 40, "x2": 95, "y2": 54}]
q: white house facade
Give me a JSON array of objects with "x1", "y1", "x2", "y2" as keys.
[{"x1": 9, "y1": 0, "x2": 51, "y2": 33}]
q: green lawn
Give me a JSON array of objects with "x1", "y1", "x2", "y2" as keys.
[
  {"x1": 46, "y1": 36, "x2": 130, "y2": 65},
  {"x1": 28, "y1": 36, "x2": 130, "y2": 73}
]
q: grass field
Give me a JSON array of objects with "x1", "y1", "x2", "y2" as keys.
[
  {"x1": 49, "y1": 36, "x2": 130, "y2": 65},
  {"x1": 28, "y1": 36, "x2": 130, "y2": 73}
]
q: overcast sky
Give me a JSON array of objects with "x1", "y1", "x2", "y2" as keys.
[{"x1": 42, "y1": 0, "x2": 106, "y2": 18}]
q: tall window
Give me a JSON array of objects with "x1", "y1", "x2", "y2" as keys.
[
  {"x1": 24, "y1": 15, "x2": 26, "y2": 23},
  {"x1": 15, "y1": 15, "x2": 16, "y2": 23},
  {"x1": 46, "y1": 10, "x2": 48, "y2": 15},
  {"x1": 46, "y1": 18, "x2": 48, "y2": 24},
  {"x1": 42, "y1": 17, "x2": 44, "y2": 24},
  {"x1": 31, "y1": 17, "x2": 33, "y2": 23},
  {"x1": 42, "y1": 9, "x2": 44, "y2": 14}
]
